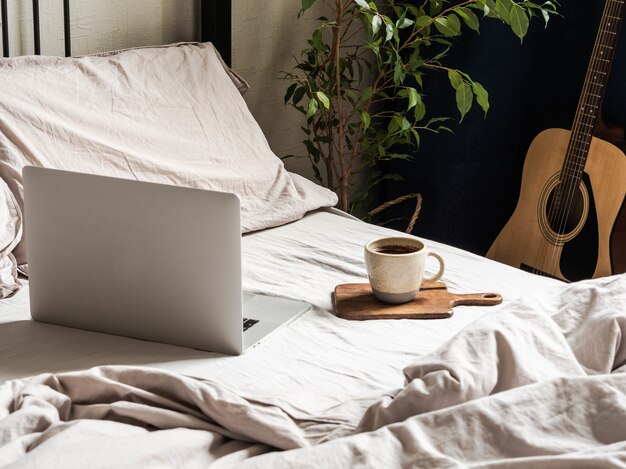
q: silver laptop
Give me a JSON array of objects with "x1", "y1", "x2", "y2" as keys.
[{"x1": 23, "y1": 166, "x2": 311, "y2": 355}]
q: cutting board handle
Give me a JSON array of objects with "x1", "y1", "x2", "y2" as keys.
[{"x1": 450, "y1": 292, "x2": 502, "y2": 307}]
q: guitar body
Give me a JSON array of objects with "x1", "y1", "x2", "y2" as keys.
[{"x1": 487, "y1": 128, "x2": 626, "y2": 281}]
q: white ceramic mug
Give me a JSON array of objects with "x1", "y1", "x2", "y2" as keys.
[{"x1": 364, "y1": 236, "x2": 445, "y2": 304}]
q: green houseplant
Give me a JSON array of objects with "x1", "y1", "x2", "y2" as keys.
[{"x1": 283, "y1": 0, "x2": 558, "y2": 223}]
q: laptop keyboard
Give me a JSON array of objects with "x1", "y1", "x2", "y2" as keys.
[{"x1": 243, "y1": 318, "x2": 259, "y2": 332}]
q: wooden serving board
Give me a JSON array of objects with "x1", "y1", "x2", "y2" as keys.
[{"x1": 334, "y1": 281, "x2": 502, "y2": 320}]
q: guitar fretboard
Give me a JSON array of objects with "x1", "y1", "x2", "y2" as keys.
[{"x1": 560, "y1": 0, "x2": 624, "y2": 196}]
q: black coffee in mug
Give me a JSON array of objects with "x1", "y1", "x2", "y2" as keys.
[
  {"x1": 375, "y1": 244, "x2": 420, "y2": 255},
  {"x1": 365, "y1": 236, "x2": 446, "y2": 304}
]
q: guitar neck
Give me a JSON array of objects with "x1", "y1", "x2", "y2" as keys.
[{"x1": 562, "y1": 0, "x2": 625, "y2": 193}]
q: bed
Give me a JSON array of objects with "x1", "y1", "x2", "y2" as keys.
[{"x1": 0, "y1": 2, "x2": 625, "y2": 468}]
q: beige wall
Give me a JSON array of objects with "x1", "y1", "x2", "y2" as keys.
[
  {"x1": 0, "y1": 0, "x2": 198, "y2": 57},
  {"x1": 0, "y1": 0, "x2": 320, "y2": 177},
  {"x1": 232, "y1": 0, "x2": 329, "y2": 178}
]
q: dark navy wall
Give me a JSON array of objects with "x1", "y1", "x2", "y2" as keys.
[{"x1": 381, "y1": 2, "x2": 626, "y2": 255}]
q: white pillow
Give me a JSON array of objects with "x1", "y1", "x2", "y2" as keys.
[
  {"x1": 0, "y1": 42, "x2": 337, "y2": 265},
  {"x1": 0, "y1": 178, "x2": 21, "y2": 298},
  {"x1": 88, "y1": 42, "x2": 251, "y2": 95}
]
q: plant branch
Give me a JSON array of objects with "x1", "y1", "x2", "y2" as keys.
[
  {"x1": 332, "y1": 0, "x2": 349, "y2": 210},
  {"x1": 403, "y1": 0, "x2": 478, "y2": 51}
]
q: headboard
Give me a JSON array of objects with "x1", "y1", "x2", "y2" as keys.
[{"x1": 0, "y1": 0, "x2": 232, "y2": 65}]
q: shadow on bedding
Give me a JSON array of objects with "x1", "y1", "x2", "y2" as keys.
[{"x1": 0, "y1": 320, "x2": 219, "y2": 380}]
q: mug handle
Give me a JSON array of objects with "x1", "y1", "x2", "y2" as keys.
[{"x1": 424, "y1": 252, "x2": 445, "y2": 282}]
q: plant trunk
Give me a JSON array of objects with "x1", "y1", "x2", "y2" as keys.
[
  {"x1": 339, "y1": 178, "x2": 349, "y2": 212},
  {"x1": 333, "y1": 0, "x2": 347, "y2": 213},
  {"x1": 326, "y1": 159, "x2": 334, "y2": 190}
]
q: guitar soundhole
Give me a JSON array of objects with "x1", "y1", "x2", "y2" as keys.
[{"x1": 546, "y1": 183, "x2": 585, "y2": 236}]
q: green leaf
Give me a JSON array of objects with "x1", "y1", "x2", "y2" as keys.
[
  {"x1": 392, "y1": 115, "x2": 404, "y2": 132},
  {"x1": 361, "y1": 111, "x2": 371, "y2": 130},
  {"x1": 455, "y1": 8, "x2": 480, "y2": 31},
  {"x1": 396, "y1": 12, "x2": 414, "y2": 29},
  {"x1": 345, "y1": 89, "x2": 358, "y2": 105},
  {"x1": 415, "y1": 73, "x2": 423, "y2": 88},
  {"x1": 434, "y1": 16, "x2": 461, "y2": 37},
  {"x1": 292, "y1": 87, "x2": 306, "y2": 106},
  {"x1": 446, "y1": 14, "x2": 462, "y2": 34},
  {"x1": 407, "y1": 87, "x2": 419, "y2": 110},
  {"x1": 543, "y1": 1, "x2": 557, "y2": 11},
  {"x1": 472, "y1": 81, "x2": 490, "y2": 115},
  {"x1": 509, "y1": 4, "x2": 529, "y2": 41},
  {"x1": 414, "y1": 100, "x2": 426, "y2": 122},
  {"x1": 408, "y1": 51, "x2": 424, "y2": 71},
  {"x1": 372, "y1": 15, "x2": 382, "y2": 34},
  {"x1": 306, "y1": 98, "x2": 318, "y2": 119},
  {"x1": 499, "y1": 0, "x2": 515, "y2": 13},
  {"x1": 360, "y1": 86, "x2": 374, "y2": 103},
  {"x1": 447, "y1": 69, "x2": 464, "y2": 90},
  {"x1": 284, "y1": 83, "x2": 297, "y2": 104},
  {"x1": 541, "y1": 9, "x2": 550, "y2": 28},
  {"x1": 427, "y1": 116, "x2": 451, "y2": 125},
  {"x1": 471, "y1": 0, "x2": 492, "y2": 17},
  {"x1": 430, "y1": 0, "x2": 443, "y2": 16},
  {"x1": 481, "y1": 2, "x2": 490, "y2": 17},
  {"x1": 311, "y1": 29, "x2": 325, "y2": 52},
  {"x1": 385, "y1": 23, "x2": 394, "y2": 41},
  {"x1": 387, "y1": 116, "x2": 398, "y2": 133},
  {"x1": 456, "y1": 82, "x2": 473, "y2": 121},
  {"x1": 354, "y1": 0, "x2": 369, "y2": 9},
  {"x1": 410, "y1": 128, "x2": 421, "y2": 146},
  {"x1": 303, "y1": 140, "x2": 320, "y2": 163},
  {"x1": 312, "y1": 163, "x2": 322, "y2": 181},
  {"x1": 393, "y1": 62, "x2": 406, "y2": 85},
  {"x1": 437, "y1": 125, "x2": 454, "y2": 133},
  {"x1": 415, "y1": 15, "x2": 431, "y2": 27},
  {"x1": 405, "y1": 4, "x2": 419, "y2": 17},
  {"x1": 494, "y1": 0, "x2": 510, "y2": 23},
  {"x1": 485, "y1": 0, "x2": 498, "y2": 17},
  {"x1": 316, "y1": 91, "x2": 330, "y2": 109},
  {"x1": 301, "y1": 0, "x2": 316, "y2": 14}
]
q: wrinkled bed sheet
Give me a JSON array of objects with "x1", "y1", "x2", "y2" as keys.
[
  {"x1": 1, "y1": 274, "x2": 625, "y2": 468},
  {"x1": 5, "y1": 208, "x2": 618, "y2": 467},
  {"x1": 0, "y1": 209, "x2": 557, "y2": 385}
]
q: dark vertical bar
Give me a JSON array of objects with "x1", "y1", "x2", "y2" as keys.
[
  {"x1": 63, "y1": 0, "x2": 71, "y2": 57},
  {"x1": 1, "y1": 0, "x2": 9, "y2": 57},
  {"x1": 201, "y1": 0, "x2": 231, "y2": 66},
  {"x1": 32, "y1": 0, "x2": 40, "y2": 55}
]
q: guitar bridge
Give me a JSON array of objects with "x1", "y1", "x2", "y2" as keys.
[{"x1": 520, "y1": 263, "x2": 564, "y2": 281}]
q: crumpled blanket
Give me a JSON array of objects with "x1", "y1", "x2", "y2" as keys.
[
  {"x1": 1, "y1": 275, "x2": 625, "y2": 468},
  {"x1": 243, "y1": 275, "x2": 626, "y2": 468}
]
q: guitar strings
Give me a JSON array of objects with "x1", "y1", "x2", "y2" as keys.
[
  {"x1": 550, "y1": 0, "x2": 623, "y2": 278},
  {"x1": 540, "y1": 0, "x2": 613, "y2": 277},
  {"x1": 531, "y1": 0, "x2": 614, "y2": 278},
  {"x1": 545, "y1": 0, "x2": 622, "y2": 279},
  {"x1": 535, "y1": 0, "x2": 623, "y2": 280}
]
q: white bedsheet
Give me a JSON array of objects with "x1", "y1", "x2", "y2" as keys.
[
  {"x1": 1, "y1": 275, "x2": 624, "y2": 468},
  {"x1": 0, "y1": 209, "x2": 558, "y2": 418}
]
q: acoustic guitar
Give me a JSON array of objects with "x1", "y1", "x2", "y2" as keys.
[{"x1": 487, "y1": 0, "x2": 626, "y2": 282}]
